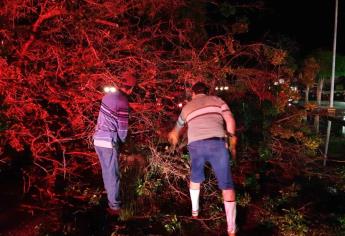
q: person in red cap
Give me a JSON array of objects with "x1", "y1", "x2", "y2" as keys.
[{"x1": 93, "y1": 72, "x2": 136, "y2": 215}]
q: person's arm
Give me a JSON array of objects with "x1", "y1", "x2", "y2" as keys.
[
  {"x1": 168, "y1": 112, "x2": 185, "y2": 146},
  {"x1": 117, "y1": 94, "x2": 129, "y2": 143},
  {"x1": 221, "y1": 103, "x2": 237, "y2": 159}
]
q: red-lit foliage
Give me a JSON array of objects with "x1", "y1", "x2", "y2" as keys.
[{"x1": 0, "y1": 1, "x2": 296, "y2": 197}]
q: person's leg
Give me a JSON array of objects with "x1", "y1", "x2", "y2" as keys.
[
  {"x1": 223, "y1": 189, "x2": 236, "y2": 235},
  {"x1": 190, "y1": 181, "x2": 201, "y2": 217},
  {"x1": 188, "y1": 141, "x2": 206, "y2": 218},
  {"x1": 207, "y1": 140, "x2": 236, "y2": 235},
  {"x1": 95, "y1": 146, "x2": 121, "y2": 210}
]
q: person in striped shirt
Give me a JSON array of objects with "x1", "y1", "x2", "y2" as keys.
[
  {"x1": 93, "y1": 74, "x2": 136, "y2": 215},
  {"x1": 168, "y1": 82, "x2": 237, "y2": 236}
]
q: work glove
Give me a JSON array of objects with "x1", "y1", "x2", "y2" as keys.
[{"x1": 168, "y1": 129, "x2": 179, "y2": 146}]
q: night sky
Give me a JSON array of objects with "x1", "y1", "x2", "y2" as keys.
[{"x1": 262, "y1": 0, "x2": 345, "y2": 54}]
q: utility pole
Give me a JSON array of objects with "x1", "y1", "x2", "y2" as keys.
[
  {"x1": 330, "y1": 0, "x2": 338, "y2": 109},
  {"x1": 324, "y1": 0, "x2": 338, "y2": 167}
]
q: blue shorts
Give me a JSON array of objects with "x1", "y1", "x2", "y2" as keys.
[{"x1": 188, "y1": 138, "x2": 234, "y2": 190}]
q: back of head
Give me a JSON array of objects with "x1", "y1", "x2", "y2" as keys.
[
  {"x1": 192, "y1": 82, "x2": 209, "y2": 95},
  {"x1": 119, "y1": 71, "x2": 137, "y2": 95},
  {"x1": 120, "y1": 70, "x2": 137, "y2": 88}
]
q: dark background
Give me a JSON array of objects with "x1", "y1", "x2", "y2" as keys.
[{"x1": 262, "y1": 0, "x2": 344, "y2": 54}]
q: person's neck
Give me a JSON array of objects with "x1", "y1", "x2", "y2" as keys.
[
  {"x1": 192, "y1": 93, "x2": 206, "y2": 99},
  {"x1": 120, "y1": 88, "x2": 131, "y2": 95}
]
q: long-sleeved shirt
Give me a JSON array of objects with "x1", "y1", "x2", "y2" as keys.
[
  {"x1": 93, "y1": 91, "x2": 129, "y2": 148},
  {"x1": 175, "y1": 94, "x2": 235, "y2": 144}
]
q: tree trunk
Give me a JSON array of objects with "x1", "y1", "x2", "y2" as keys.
[
  {"x1": 305, "y1": 85, "x2": 310, "y2": 104},
  {"x1": 314, "y1": 114, "x2": 320, "y2": 133},
  {"x1": 316, "y1": 77, "x2": 324, "y2": 106},
  {"x1": 314, "y1": 78, "x2": 324, "y2": 134}
]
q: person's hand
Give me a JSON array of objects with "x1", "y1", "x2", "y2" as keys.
[
  {"x1": 228, "y1": 136, "x2": 237, "y2": 160},
  {"x1": 168, "y1": 130, "x2": 179, "y2": 146}
]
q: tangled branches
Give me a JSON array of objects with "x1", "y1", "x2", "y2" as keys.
[
  {"x1": 148, "y1": 144, "x2": 190, "y2": 199},
  {"x1": 0, "y1": 0, "x2": 298, "y2": 200}
]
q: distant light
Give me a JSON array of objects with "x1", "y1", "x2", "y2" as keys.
[
  {"x1": 104, "y1": 86, "x2": 116, "y2": 93},
  {"x1": 215, "y1": 87, "x2": 219, "y2": 90},
  {"x1": 274, "y1": 82, "x2": 279, "y2": 86},
  {"x1": 178, "y1": 103, "x2": 183, "y2": 108},
  {"x1": 279, "y1": 79, "x2": 285, "y2": 84},
  {"x1": 288, "y1": 103, "x2": 292, "y2": 106},
  {"x1": 224, "y1": 86, "x2": 229, "y2": 90},
  {"x1": 290, "y1": 86, "x2": 298, "y2": 91},
  {"x1": 220, "y1": 87, "x2": 224, "y2": 91},
  {"x1": 288, "y1": 98, "x2": 293, "y2": 102}
]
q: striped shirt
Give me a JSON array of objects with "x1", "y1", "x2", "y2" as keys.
[
  {"x1": 93, "y1": 91, "x2": 129, "y2": 148},
  {"x1": 176, "y1": 94, "x2": 234, "y2": 144}
]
